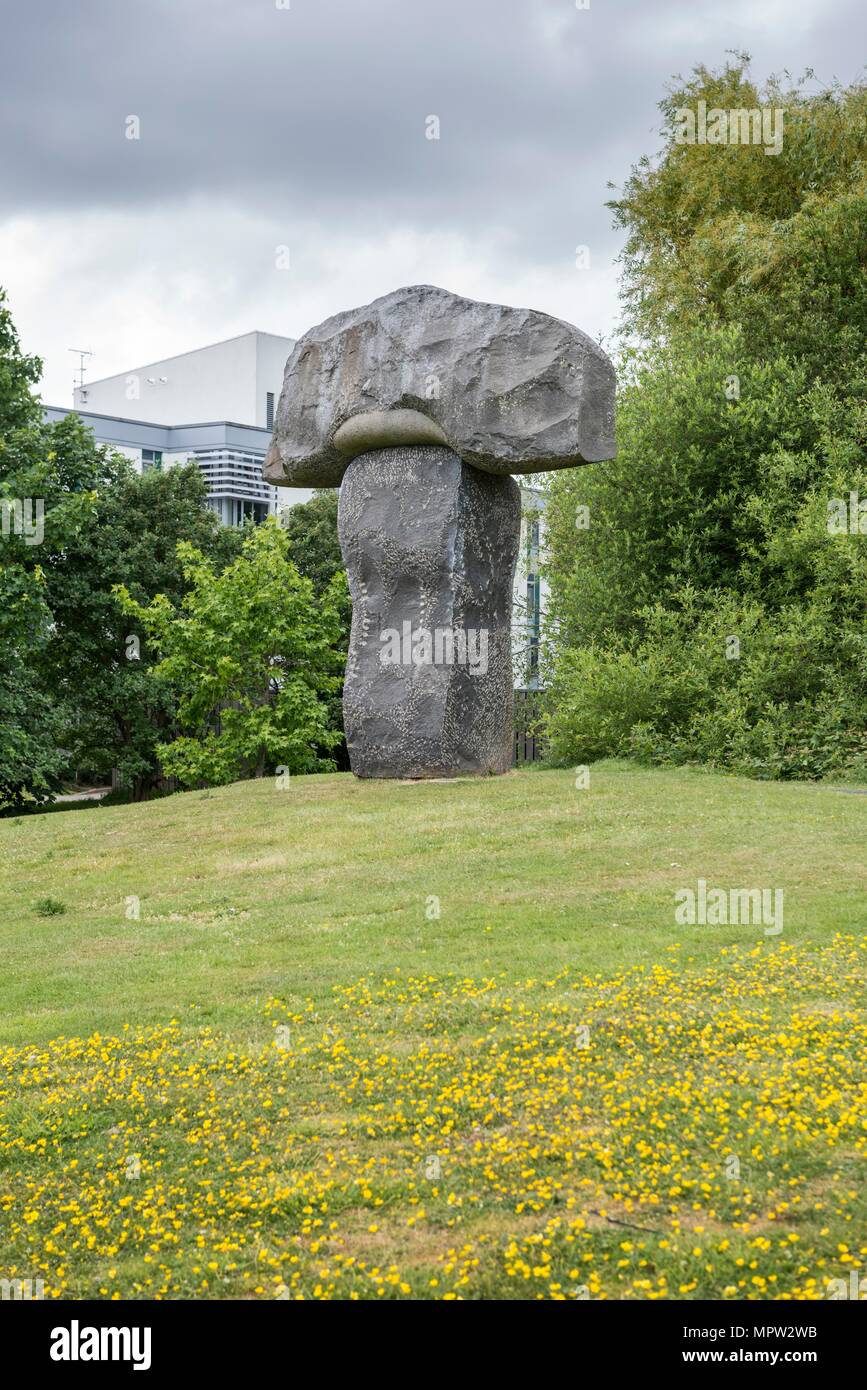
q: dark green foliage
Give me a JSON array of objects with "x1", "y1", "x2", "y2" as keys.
[
  {"x1": 0, "y1": 289, "x2": 77, "y2": 810},
  {"x1": 545, "y1": 63, "x2": 867, "y2": 780},
  {"x1": 278, "y1": 489, "x2": 350, "y2": 767},
  {"x1": 1, "y1": 285, "x2": 244, "y2": 808},
  {"x1": 42, "y1": 460, "x2": 242, "y2": 797},
  {"x1": 115, "y1": 520, "x2": 346, "y2": 787}
]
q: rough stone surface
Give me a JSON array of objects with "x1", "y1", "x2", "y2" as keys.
[
  {"x1": 265, "y1": 283, "x2": 616, "y2": 487},
  {"x1": 338, "y1": 445, "x2": 520, "y2": 779}
]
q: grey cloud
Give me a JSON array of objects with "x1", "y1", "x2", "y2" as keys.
[
  {"x1": 3, "y1": 0, "x2": 864, "y2": 229},
  {"x1": 0, "y1": 2, "x2": 747, "y2": 254},
  {"x1": 1, "y1": 0, "x2": 864, "y2": 405}
]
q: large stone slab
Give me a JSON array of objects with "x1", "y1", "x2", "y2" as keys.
[
  {"x1": 265, "y1": 283, "x2": 615, "y2": 487},
  {"x1": 338, "y1": 444, "x2": 520, "y2": 778}
]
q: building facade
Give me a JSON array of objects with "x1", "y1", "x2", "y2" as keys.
[
  {"x1": 73, "y1": 331, "x2": 292, "y2": 431},
  {"x1": 46, "y1": 331, "x2": 309, "y2": 524}
]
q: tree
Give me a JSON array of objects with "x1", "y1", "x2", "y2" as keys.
[
  {"x1": 544, "y1": 62, "x2": 867, "y2": 780},
  {"x1": 278, "y1": 489, "x2": 344, "y2": 594},
  {"x1": 0, "y1": 287, "x2": 41, "y2": 432},
  {"x1": 0, "y1": 289, "x2": 100, "y2": 810},
  {"x1": 609, "y1": 56, "x2": 867, "y2": 382},
  {"x1": 115, "y1": 518, "x2": 346, "y2": 787},
  {"x1": 1, "y1": 284, "x2": 249, "y2": 807},
  {"x1": 277, "y1": 489, "x2": 350, "y2": 766},
  {"x1": 43, "y1": 460, "x2": 242, "y2": 798},
  {"x1": 0, "y1": 565, "x2": 64, "y2": 811}
]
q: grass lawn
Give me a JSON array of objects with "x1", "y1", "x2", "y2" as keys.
[{"x1": 1, "y1": 761, "x2": 865, "y2": 1300}]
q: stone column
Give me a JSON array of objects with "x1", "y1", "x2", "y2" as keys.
[{"x1": 338, "y1": 445, "x2": 520, "y2": 778}]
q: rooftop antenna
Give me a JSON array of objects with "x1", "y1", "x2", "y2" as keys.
[{"x1": 68, "y1": 347, "x2": 94, "y2": 400}]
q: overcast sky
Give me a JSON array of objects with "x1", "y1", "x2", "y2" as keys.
[{"x1": 1, "y1": 0, "x2": 864, "y2": 406}]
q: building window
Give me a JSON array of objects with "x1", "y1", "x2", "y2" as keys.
[
  {"x1": 266, "y1": 392, "x2": 275, "y2": 430},
  {"x1": 141, "y1": 449, "x2": 163, "y2": 472},
  {"x1": 526, "y1": 573, "x2": 541, "y2": 681},
  {"x1": 526, "y1": 574, "x2": 540, "y2": 622}
]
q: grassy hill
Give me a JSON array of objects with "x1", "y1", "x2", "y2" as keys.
[{"x1": 1, "y1": 763, "x2": 865, "y2": 1299}]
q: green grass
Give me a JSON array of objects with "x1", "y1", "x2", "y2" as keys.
[
  {"x1": 0, "y1": 762, "x2": 865, "y2": 1299},
  {"x1": 2, "y1": 761, "x2": 864, "y2": 1041}
]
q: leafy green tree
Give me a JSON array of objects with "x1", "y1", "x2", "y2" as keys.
[
  {"x1": 1, "y1": 285, "x2": 247, "y2": 806},
  {"x1": 610, "y1": 56, "x2": 867, "y2": 381},
  {"x1": 1, "y1": 292, "x2": 105, "y2": 569},
  {"x1": 278, "y1": 489, "x2": 344, "y2": 593},
  {"x1": 277, "y1": 488, "x2": 350, "y2": 766},
  {"x1": 545, "y1": 324, "x2": 810, "y2": 650},
  {"x1": 544, "y1": 61, "x2": 867, "y2": 780},
  {"x1": 0, "y1": 565, "x2": 65, "y2": 810},
  {"x1": 115, "y1": 518, "x2": 346, "y2": 787},
  {"x1": 0, "y1": 290, "x2": 101, "y2": 809},
  {"x1": 0, "y1": 287, "x2": 41, "y2": 431},
  {"x1": 42, "y1": 461, "x2": 242, "y2": 798}
]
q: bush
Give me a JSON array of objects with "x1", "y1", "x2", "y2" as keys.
[
  {"x1": 114, "y1": 519, "x2": 346, "y2": 788},
  {"x1": 35, "y1": 897, "x2": 66, "y2": 917},
  {"x1": 543, "y1": 588, "x2": 867, "y2": 780}
]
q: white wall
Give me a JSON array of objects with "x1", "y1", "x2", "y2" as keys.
[
  {"x1": 112, "y1": 444, "x2": 145, "y2": 468},
  {"x1": 75, "y1": 331, "x2": 294, "y2": 428},
  {"x1": 255, "y1": 332, "x2": 294, "y2": 428}
]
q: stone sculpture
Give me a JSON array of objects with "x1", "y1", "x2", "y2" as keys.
[{"x1": 265, "y1": 284, "x2": 615, "y2": 778}]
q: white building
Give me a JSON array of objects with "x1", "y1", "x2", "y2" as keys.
[
  {"x1": 46, "y1": 331, "x2": 311, "y2": 525},
  {"x1": 73, "y1": 330, "x2": 291, "y2": 431}
]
